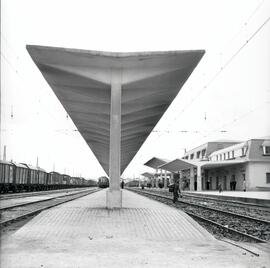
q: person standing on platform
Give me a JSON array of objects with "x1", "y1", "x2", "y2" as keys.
[
  {"x1": 173, "y1": 180, "x2": 182, "y2": 203},
  {"x1": 121, "y1": 180, "x2": 124, "y2": 189},
  {"x1": 243, "y1": 179, "x2": 246, "y2": 192},
  {"x1": 206, "y1": 179, "x2": 210, "y2": 190},
  {"x1": 218, "y1": 183, "x2": 222, "y2": 193},
  {"x1": 233, "y1": 180, "x2": 237, "y2": 190}
]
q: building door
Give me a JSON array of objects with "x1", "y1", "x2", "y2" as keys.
[
  {"x1": 230, "y1": 174, "x2": 236, "y2": 190},
  {"x1": 216, "y1": 176, "x2": 219, "y2": 190},
  {"x1": 242, "y1": 173, "x2": 246, "y2": 191},
  {"x1": 204, "y1": 170, "x2": 209, "y2": 190},
  {"x1": 223, "y1": 176, "x2": 227, "y2": 190}
]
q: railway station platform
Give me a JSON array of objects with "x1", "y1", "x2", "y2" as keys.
[
  {"x1": 186, "y1": 190, "x2": 270, "y2": 206},
  {"x1": 1, "y1": 189, "x2": 269, "y2": 267}
]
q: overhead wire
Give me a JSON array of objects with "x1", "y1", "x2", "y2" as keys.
[
  {"x1": 152, "y1": 3, "x2": 269, "y2": 143},
  {"x1": 0, "y1": 41, "x2": 70, "y2": 133},
  {"x1": 183, "y1": 100, "x2": 270, "y2": 151},
  {"x1": 222, "y1": 0, "x2": 265, "y2": 50},
  {"x1": 169, "y1": 14, "x2": 270, "y2": 129}
]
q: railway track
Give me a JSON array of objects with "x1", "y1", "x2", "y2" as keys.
[
  {"x1": 0, "y1": 188, "x2": 100, "y2": 227},
  {"x1": 181, "y1": 193, "x2": 270, "y2": 222},
  {"x1": 128, "y1": 188, "x2": 270, "y2": 244},
  {"x1": 0, "y1": 187, "x2": 92, "y2": 201},
  {"x1": 139, "y1": 189, "x2": 270, "y2": 221},
  {"x1": 182, "y1": 192, "x2": 270, "y2": 210}
]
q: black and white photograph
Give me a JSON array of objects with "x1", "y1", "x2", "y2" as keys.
[{"x1": 0, "y1": 0, "x2": 270, "y2": 267}]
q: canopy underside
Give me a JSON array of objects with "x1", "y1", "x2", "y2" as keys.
[{"x1": 27, "y1": 45, "x2": 204, "y2": 175}]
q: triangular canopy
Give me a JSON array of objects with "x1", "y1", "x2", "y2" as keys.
[
  {"x1": 144, "y1": 157, "x2": 169, "y2": 169},
  {"x1": 27, "y1": 45, "x2": 204, "y2": 175},
  {"x1": 159, "y1": 158, "x2": 196, "y2": 172},
  {"x1": 141, "y1": 172, "x2": 155, "y2": 178}
]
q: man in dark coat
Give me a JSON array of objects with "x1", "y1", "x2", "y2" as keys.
[{"x1": 173, "y1": 180, "x2": 182, "y2": 203}]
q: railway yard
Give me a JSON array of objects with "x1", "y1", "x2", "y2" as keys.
[
  {"x1": 0, "y1": 188, "x2": 99, "y2": 229},
  {"x1": 0, "y1": 189, "x2": 269, "y2": 268}
]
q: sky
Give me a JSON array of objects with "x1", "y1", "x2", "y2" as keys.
[{"x1": 1, "y1": 0, "x2": 270, "y2": 180}]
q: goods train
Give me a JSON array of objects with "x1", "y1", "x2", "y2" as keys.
[
  {"x1": 97, "y1": 176, "x2": 109, "y2": 188},
  {"x1": 0, "y1": 160, "x2": 97, "y2": 193},
  {"x1": 125, "y1": 180, "x2": 139, "y2": 187}
]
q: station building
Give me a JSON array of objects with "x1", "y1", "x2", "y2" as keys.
[
  {"x1": 145, "y1": 138, "x2": 270, "y2": 191},
  {"x1": 182, "y1": 140, "x2": 240, "y2": 161},
  {"x1": 200, "y1": 138, "x2": 270, "y2": 191}
]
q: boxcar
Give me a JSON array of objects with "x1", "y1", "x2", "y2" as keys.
[
  {"x1": 13, "y1": 162, "x2": 28, "y2": 191},
  {"x1": 71, "y1": 177, "x2": 80, "y2": 186},
  {"x1": 63, "y1": 174, "x2": 71, "y2": 187},
  {"x1": 0, "y1": 160, "x2": 15, "y2": 192},
  {"x1": 50, "y1": 172, "x2": 64, "y2": 188},
  {"x1": 37, "y1": 167, "x2": 47, "y2": 190},
  {"x1": 0, "y1": 160, "x2": 30, "y2": 192},
  {"x1": 21, "y1": 164, "x2": 39, "y2": 191},
  {"x1": 87, "y1": 179, "x2": 98, "y2": 187},
  {"x1": 47, "y1": 172, "x2": 53, "y2": 189}
]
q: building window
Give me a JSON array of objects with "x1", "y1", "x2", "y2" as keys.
[
  {"x1": 266, "y1": 173, "x2": 270, "y2": 184},
  {"x1": 241, "y1": 147, "x2": 246, "y2": 156},
  {"x1": 223, "y1": 153, "x2": 226, "y2": 160},
  {"x1": 263, "y1": 146, "x2": 270, "y2": 155},
  {"x1": 202, "y1": 149, "x2": 206, "y2": 158},
  {"x1": 196, "y1": 151, "x2": 201, "y2": 159},
  {"x1": 232, "y1": 151, "x2": 234, "y2": 158},
  {"x1": 227, "y1": 152, "x2": 230, "y2": 159},
  {"x1": 190, "y1": 154, "x2": 194, "y2": 160}
]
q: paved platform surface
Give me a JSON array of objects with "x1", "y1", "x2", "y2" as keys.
[
  {"x1": 185, "y1": 190, "x2": 270, "y2": 206},
  {"x1": 1, "y1": 189, "x2": 269, "y2": 267},
  {"x1": 188, "y1": 190, "x2": 270, "y2": 200}
]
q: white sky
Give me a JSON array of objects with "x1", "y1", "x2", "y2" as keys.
[{"x1": 1, "y1": 0, "x2": 270, "y2": 180}]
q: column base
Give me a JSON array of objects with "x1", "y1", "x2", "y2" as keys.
[
  {"x1": 197, "y1": 176, "x2": 202, "y2": 191},
  {"x1": 106, "y1": 189, "x2": 122, "y2": 209}
]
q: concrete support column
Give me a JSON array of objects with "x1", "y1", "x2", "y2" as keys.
[
  {"x1": 169, "y1": 173, "x2": 173, "y2": 185},
  {"x1": 179, "y1": 170, "x2": 183, "y2": 190},
  {"x1": 197, "y1": 166, "x2": 202, "y2": 191},
  {"x1": 190, "y1": 167, "x2": 194, "y2": 191},
  {"x1": 106, "y1": 68, "x2": 122, "y2": 209},
  {"x1": 160, "y1": 169, "x2": 163, "y2": 186},
  {"x1": 155, "y1": 168, "x2": 159, "y2": 187},
  {"x1": 164, "y1": 170, "x2": 168, "y2": 188}
]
